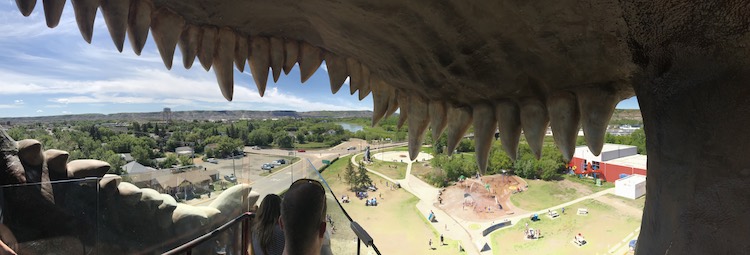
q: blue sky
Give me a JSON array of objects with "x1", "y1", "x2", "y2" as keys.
[{"x1": 0, "y1": 1, "x2": 639, "y2": 118}]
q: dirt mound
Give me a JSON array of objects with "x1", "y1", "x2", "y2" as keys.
[{"x1": 437, "y1": 174, "x2": 528, "y2": 221}]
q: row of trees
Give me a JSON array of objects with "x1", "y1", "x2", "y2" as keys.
[{"x1": 427, "y1": 135, "x2": 568, "y2": 187}]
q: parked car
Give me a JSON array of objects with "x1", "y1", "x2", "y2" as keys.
[
  {"x1": 347, "y1": 146, "x2": 356, "y2": 150},
  {"x1": 276, "y1": 159, "x2": 287, "y2": 164},
  {"x1": 271, "y1": 160, "x2": 282, "y2": 166},
  {"x1": 297, "y1": 149, "x2": 306, "y2": 152},
  {"x1": 261, "y1": 164, "x2": 273, "y2": 170},
  {"x1": 207, "y1": 158, "x2": 218, "y2": 164},
  {"x1": 250, "y1": 146, "x2": 260, "y2": 150},
  {"x1": 224, "y1": 174, "x2": 237, "y2": 183}
]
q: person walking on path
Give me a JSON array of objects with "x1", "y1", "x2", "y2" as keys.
[
  {"x1": 428, "y1": 239, "x2": 433, "y2": 250},
  {"x1": 440, "y1": 234, "x2": 444, "y2": 245}
]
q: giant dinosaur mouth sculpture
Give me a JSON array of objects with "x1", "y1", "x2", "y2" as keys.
[
  {"x1": 9, "y1": 0, "x2": 750, "y2": 254},
  {"x1": 14, "y1": 0, "x2": 633, "y2": 174}
]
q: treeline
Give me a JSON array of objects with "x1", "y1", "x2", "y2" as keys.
[
  {"x1": 4, "y1": 118, "x2": 359, "y2": 174},
  {"x1": 426, "y1": 137, "x2": 567, "y2": 187}
]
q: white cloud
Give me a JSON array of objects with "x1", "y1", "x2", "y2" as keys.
[
  {"x1": 0, "y1": 104, "x2": 17, "y2": 109},
  {"x1": 13, "y1": 99, "x2": 23, "y2": 104},
  {"x1": 36, "y1": 109, "x2": 43, "y2": 113}
]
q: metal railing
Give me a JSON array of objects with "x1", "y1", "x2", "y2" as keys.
[{"x1": 162, "y1": 212, "x2": 255, "y2": 255}]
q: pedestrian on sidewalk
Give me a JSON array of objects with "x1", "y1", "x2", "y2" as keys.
[
  {"x1": 428, "y1": 239, "x2": 433, "y2": 250},
  {"x1": 440, "y1": 234, "x2": 444, "y2": 245}
]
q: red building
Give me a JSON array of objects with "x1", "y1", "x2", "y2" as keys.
[{"x1": 570, "y1": 144, "x2": 647, "y2": 183}]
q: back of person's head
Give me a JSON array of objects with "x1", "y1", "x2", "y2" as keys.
[
  {"x1": 281, "y1": 179, "x2": 327, "y2": 255},
  {"x1": 254, "y1": 194, "x2": 282, "y2": 254}
]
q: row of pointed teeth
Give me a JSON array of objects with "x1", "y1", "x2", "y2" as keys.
[
  {"x1": 16, "y1": 0, "x2": 377, "y2": 102},
  {"x1": 16, "y1": 0, "x2": 621, "y2": 174},
  {"x1": 399, "y1": 86, "x2": 619, "y2": 174}
]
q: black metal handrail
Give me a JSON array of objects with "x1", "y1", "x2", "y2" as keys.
[
  {"x1": 311, "y1": 158, "x2": 382, "y2": 255},
  {"x1": 162, "y1": 212, "x2": 255, "y2": 255}
]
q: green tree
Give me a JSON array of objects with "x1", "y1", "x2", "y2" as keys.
[
  {"x1": 161, "y1": 154, "x2": 179, "y2": 168},
  {"x1": 179, "y1": 155, "x2": 192, "y2": 166},
  {"x1": 356, "y1": 162, "x2": 373, "y2": 190},
  {"x1": 344, "y1": 161, "x2": 358, "y2": 190},
  {"x1": 131, "y1": 145, "x2": 153, "y2": 166},
  {"x1": 274, "y1": 132, "x2": 294, "y2": 148}
]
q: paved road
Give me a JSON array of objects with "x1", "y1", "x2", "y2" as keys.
[{"x1": 192, "y1": 139, "x2": 407, "y2": 206}]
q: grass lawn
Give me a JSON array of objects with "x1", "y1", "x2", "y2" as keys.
[
  {"x1": 491, "y1": 199, "x2": 642, "y2": 255},
  {"x1": 564, "y1": 175, "x2": 615, "y2": 191},
  {"x1": 376, "y1": 145, "x2": 433, "y2": 154},
  {"x1": 510, "y1": 179, "x2": 602, "y2": 211},
  {"x1": 321, "y1": 156, "x2": 464, "y2": 255},
  {"x1": 355, "y1": 154, "x2": 407, "y2": 180},
  {"x1": 603, "y1": 193, "x2": 646, "y2": 210}
]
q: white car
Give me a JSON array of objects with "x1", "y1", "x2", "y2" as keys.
[{"x1": 207, "y1": 158, "x2": 218, "y2": 164}]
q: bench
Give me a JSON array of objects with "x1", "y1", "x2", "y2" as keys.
[{"x1": 577, "y1": 208, "x2": 589, "y2": 215}]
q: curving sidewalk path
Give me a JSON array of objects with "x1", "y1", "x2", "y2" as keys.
[{"x1": 351, "y1": 151, "x2": 617, "y2": 255}]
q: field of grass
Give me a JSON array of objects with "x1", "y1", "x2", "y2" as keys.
[
  {"x1": 355, "y1": 154, "x2": 407, "y2": 180},
  {"x1": 563, "y1": 175, "x2": 615, "y2": 191},
  {"x1": 510, "y1": 179, "x2": 602, "y2": 211},
  {"x1": 491, "y1": 199, "x2": 642, "y2": 255},
  {"x1": 603, "y1": 193, "x2": 646, "y2": 210},
  {"x1": 321, "y1": 155, "x2": 464, "y2": 254}
]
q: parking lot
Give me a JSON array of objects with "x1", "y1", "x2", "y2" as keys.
[{"x1": 196, "y1": 153, "x2": 296, "y2": 184}]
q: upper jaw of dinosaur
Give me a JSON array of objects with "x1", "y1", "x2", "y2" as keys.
[{"x1": 15, "y1": 0, "x2": 636, "y2": 172}]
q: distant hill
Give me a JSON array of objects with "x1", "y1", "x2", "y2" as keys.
[
  {"x1": 610, "y1": 109, "x2": 642, "y2": 125},
  {"x1": 0, "y1": 110, "x2": 373, "y2": 124}
]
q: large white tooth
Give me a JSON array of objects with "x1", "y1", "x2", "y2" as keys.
[
  {"x1": 473, "y1": 104, "x2": 496, "y2": 174},
  {"x1": 177, "y1": 24, "x2": 200, "y2": 69},
  {"x1": 126, "y1": 0, "x2": 152, "y2": 56},
  {"x1": 249, "y1": 37, "x2": 270, "y2": 97},
  {"x1": 42, "y1": 0, "x2": 65, "y2": 28},
  {"x1": 358, "y1": 66, "x2": 371, "y2": 100},
  {"x1": 429, "y1": 101, "x2": 448, "y2": 142},
  {"x1": 495, "y1": 100, "x2": 522, "y2": 160},
  {"x1": 234, "y1": 35, "x2": 247, "y2": 72},
  {"x1": 577, "y1": 87, "x2": 619, "y2": 156},
  {"x1": 71, "y1": 0, "x2": 98, "y2": 43},
  {"x1": 520, "y1": 98, "x2": 549, "y2": 159},
  {"x1": 347, "y1": 58, "x2": 362, "y2": 95},
  {"x1": 269, "y1": 37, "x2": 284, "y2": 82},
  {"x1": 197, "y1": 26, "x2": 217, "y2": 71},
  {"x1": 15, "y1": 0, "x2": 37, "y2": 16},
  {"x1": 100, "y1": 0, "x2": 130, "y2": 52},
  {"x1": 445, "y1": 106, "x2": 473, "y2": 155},
  {"x1": 408, "y1": 95, "x2": 430, "y2": 160},
  {"x1": 385, "y1": 87, "x2": 399, "y2": 118},
  {"x1": 282, "y1": 39, "x2": 298, "y2": 75},
  {"x1": 396, "y1": 91, "x2": 409, "y2": 129},
  {"x1": 150, "y1": 8, "x2": 184, "y2": 70},
  {"x1": 324, "y1": 52, "x2": 347, "y2": 94},
  {"x1": 370, "y1": 79, "x2": 388, "y2": 126},
  {"x1": 548, "y1": 91, "x2": 580, "y2": 162},
  {"x1": 298, "y1": 41, "x2": 323, "y2": 83},
  {"x1": 212, "y1": 28, "x2": 236, "y2": 101}
]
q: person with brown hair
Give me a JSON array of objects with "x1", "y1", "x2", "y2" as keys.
[
  {"x1": 280, "y1": 179, "x2": 327, "y2": 255},
  {"x1": 251, "y1": 194, "x2": 284, "y2": 255}
]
